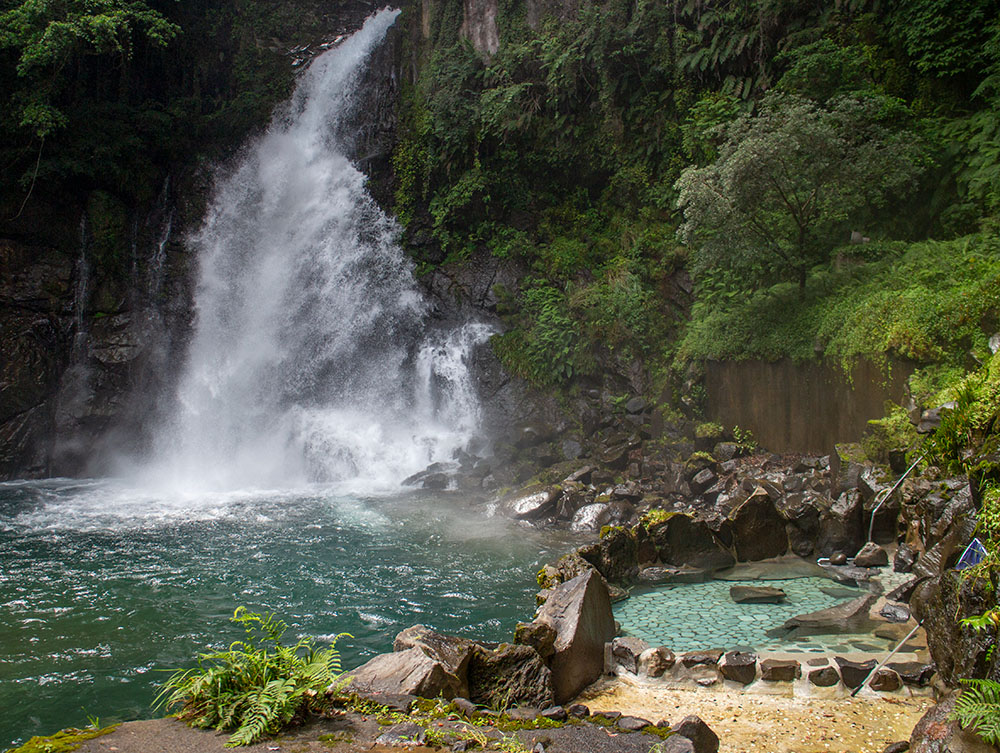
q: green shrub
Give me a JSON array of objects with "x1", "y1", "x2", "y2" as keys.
[
  {"x1": 155, "y1": 608, "x2": 349, "y2": 747},
  {"x1": 862, "y1": 404, "x2": 920, "y2": 464}
]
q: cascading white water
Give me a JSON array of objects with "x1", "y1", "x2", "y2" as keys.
[{"x1": 144, "y1": 9, "x2": 488, "y2": 493}]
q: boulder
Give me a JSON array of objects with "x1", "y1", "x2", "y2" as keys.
[
  {"x1": 570, "y1": 503, "x2": 608, "y2": 532},
  {"x1": 467, "y1": 644, "x2": 554, "y2": 709},
  {"x1": 690, "y1": 468, "x2": 718, "y2": 495},
  {"x1": 501, "y1": 484, "x2": 561, "y2": 520},
  {"x1": 817, "y1": 490, "x2": 864, "y2": 558},
  {"x1": 658, "y1": 736, "x2": 696, "y2": 753},
  {"x1": 879, "y1": 602, "x2": 911, "y2": 623},
  {"x1": 451, "y1": 697, "x2": 477, "y2": 716},
  {"x1": 541, "y1": 705, "x2": 567, "y2": 721},
  {"x1": 513, "y1": 620, "x2": 558, "y2": 660},
  {"x1": 681, "y1": 649, "x2": 724, "y2": 668},
  {"x1": 393, "y1": 625, "x2": 477, "y2": 692},
  {"x1": 584, "y1": 526, "x2": 639, "y2": 583},
  {"x1": 648, "y1": 513, "x2": 735, "y2": 572},
  {"x1": 894, "y1": 544, "x2": 918, "y2": 573},
  {"x1": 720, "y1": 652, "x2": 757, "y2": 685},
  {"x1": 671, "y1": 715, "x2": 720, "y2": 753},
  {"x1": 638, "y1": 647, "x2": 676, "y2": 678},
  {"x1": 611, "y1": 636, "x2": 650, "y2": 675},
  {"x1": 776, "y1": 493, "x2": 821, "y2": 557},
  {"x1": 910, "y1": 694, "x2": 997, "y2": 753},
  {"x1": 618, "y1": 715, "x2": 652, "y2": 731},
  {"x1": 888, "y1": 662, "x2": 936, "y2": 687},
  {"x1": 884, "y1": 743, "x2": 910, "y2": 753},
  {"x1": 835, "y1": 657, "x2": 877, "y2": 689},
  {"x1": 869, "y1": 669, "x2": 902, "y2": 692},
  {"x1": 729, "y1": 585, "x2": 786, "y2": 604},
  {"x1": 808, "y1": 666, "x2": 840, "y2": 687},
  {"x1": 760, "y1": 659, "x2": 801, "y2": 682},
  {"x1": 783, "y1": 594, "x2": 877, "y2": 633},
  {"x1": 854, "y1": 542, "x2": 889, "y2": 568},
  {"x1": 729, "y1": 491, "x2": 788, "y2": 561},
  {"x1": 348, "y1": 647, "x2": 464, "y2": 699},
  {"x1": 532, "y1": 570, "x2": 616, "y2": 703}
]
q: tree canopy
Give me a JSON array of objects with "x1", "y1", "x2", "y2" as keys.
[
  {"x1": 0, "y1": 0, "x2": 179, "y2": 138},
  {"x1": 675, "y1": 92, "x2": 926, "y2": 291}
]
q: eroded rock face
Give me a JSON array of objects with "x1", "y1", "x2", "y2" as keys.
[
  {"x1": 729, "y1": 491, "x2": 788, "y2": 561},
  {"x1": 467, "y1": 644, "x2": 554, "y2": 709},
  {"x1": 531, "y1": 569, "x2": 616, "y2": 703},
  {"x1": 648, "y1": 513, "x2": 735, "y2": 572},
  {"x1": 911, "y1": 572, "x2": 1000, "y2": 685}
]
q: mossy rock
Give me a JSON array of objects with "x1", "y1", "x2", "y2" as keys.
[{"x1": 10, "y1": 726, "x2": 118, "y2": 753}]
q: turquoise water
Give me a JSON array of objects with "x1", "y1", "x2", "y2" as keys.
[
  {"x1": 615, "y1": 577, "x2": 894, "y2": 655},
  {"x1": 0, "y1": 479, "x2": 573, "y2": 749}
]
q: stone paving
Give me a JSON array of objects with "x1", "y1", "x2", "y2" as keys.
[{"x1": 614, "y1": 577, "x2": 896, "y2": 654}]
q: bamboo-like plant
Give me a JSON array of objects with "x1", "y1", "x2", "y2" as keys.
[{"x1": 155, "y1": 607, "x2": 349, "y2": 747}]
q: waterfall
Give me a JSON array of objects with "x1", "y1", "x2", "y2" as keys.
[{"x1": 143, "y1": 9, "x2": 488, "y2": 494}]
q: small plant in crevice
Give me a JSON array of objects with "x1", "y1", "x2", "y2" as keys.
[{"x1": 155, "y1": 607, "x2": 350, "y2": 747}]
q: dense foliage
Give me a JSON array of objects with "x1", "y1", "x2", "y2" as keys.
[
  {"x1": 389, "y1": 0, "x2": 1000, "y2": 391},
  {"x1": 156, "y1": 608, "x2": 348, "y2": 747},
  {"x1": 675, "y1": 91, "x2": 925, "y2": 290}
]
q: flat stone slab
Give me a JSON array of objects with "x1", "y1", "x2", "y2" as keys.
[
  {"x1": 783, "y1": 594, "x2": 877, "y2": 633},
  {"x1": 730, "y1": 585, "x2": 787, "y2": 604}
]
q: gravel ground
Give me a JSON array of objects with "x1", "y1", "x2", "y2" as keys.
[{"x1": 578, "y1": 679, "x2": 933, "y2": 753}]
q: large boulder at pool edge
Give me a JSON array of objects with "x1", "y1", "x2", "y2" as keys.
[{"x1": 529, "y1": 569, "x2": 616, "y2": 703}]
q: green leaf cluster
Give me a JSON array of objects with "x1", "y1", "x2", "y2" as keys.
[
  {"x1": 155, "y1": 607, "x2": 349, "y2": 748},
  {"x1": 954, "y1": 678, "x2": 1000, "y2": 745}
]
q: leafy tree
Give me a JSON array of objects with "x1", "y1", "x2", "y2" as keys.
[
  {"x1": 675, "y1": 91, "x2": 925, "y2": 290},
  {"x1": 0, "y1": 0, "x2": 179, "y2": 138}
]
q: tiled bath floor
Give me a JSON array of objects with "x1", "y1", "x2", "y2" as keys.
[{"x1": 615, "y1": 577, "x2": 896, "y2": 654}]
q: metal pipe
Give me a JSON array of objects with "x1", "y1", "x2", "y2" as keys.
[
  {"x1": 867, "y1": 454, "x2": 924, "y2": 543},
  {"x1": 850, "y1": 620, "x2": 923, "y2": 697}
]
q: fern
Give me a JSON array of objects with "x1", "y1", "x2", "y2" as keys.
[
  {"x1": 954, "y1": 679, "x2": 1000, "y2": 744},
  {"x1": 154, "y1": 607, "x2": 351, "y2": 747}
]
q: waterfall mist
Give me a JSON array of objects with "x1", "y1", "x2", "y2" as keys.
[{"x1": 134, "y1": 9, "x2": 488, "y2": 494}]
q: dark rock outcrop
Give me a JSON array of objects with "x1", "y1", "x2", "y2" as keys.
[
  {"x1": 729, "y1": 491, "x2": 788, "y2": 560},
  {"x1": 648, "y1": 513, "x2": 735, "y2": 573},
  {"x1": 911, "y1": 571, "x2": 1000, "y2": 685}
]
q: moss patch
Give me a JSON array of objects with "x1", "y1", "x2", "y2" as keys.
[{"x1": 9, "y1": 725, "x2": 118, "y2": 753}]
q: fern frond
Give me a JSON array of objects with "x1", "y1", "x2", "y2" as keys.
[{"x1": 954, "y1": 679, "x2": 1000, "y2": 745}]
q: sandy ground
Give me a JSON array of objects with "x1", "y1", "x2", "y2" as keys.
[{"x1": 578, "y1": 679, "x2": 933, "y2": 753}]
